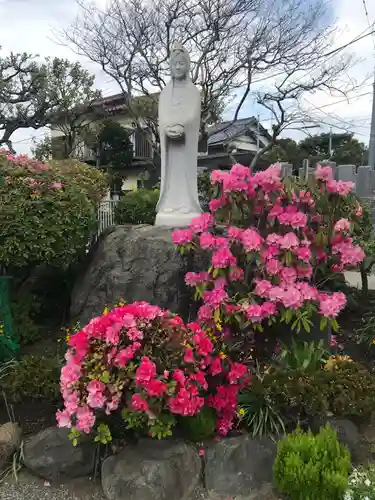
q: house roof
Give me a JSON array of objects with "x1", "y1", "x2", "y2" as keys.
[{"x1": 207, "y1": 117, "x2": 271, "y2": 146}]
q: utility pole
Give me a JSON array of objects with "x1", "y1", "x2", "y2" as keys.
[
  {"x1": 256, "y1": 113, "x2": 260, "y2": 153},
  {"x1": 369, "y1": 74, "x2": 375, "y2": 168},
  {"x1": 329, "y1": 127, "x2": 333, "y2": 157}
]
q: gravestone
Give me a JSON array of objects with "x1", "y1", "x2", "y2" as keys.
[
  {"x1": 280, "y1": 163, "x2": 293, "y2": 179},
  {"x1": 336, "y1": 165, "x2": 356, "y2": 183},
  {"x1": 356, "y1": 166, "x2": 374, "y2": 199},
  {"x1": 155, "y1": 43, "x2": 202, "y2": 227}
]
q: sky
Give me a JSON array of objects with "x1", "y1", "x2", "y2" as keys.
[{"x1": 0, "y1": 0, "x2": 375, "y2": 154}]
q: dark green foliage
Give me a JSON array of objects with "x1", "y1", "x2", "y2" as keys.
[
  {"x1": 238, "y1": 383, "x2": 285, "y2": 438},
  {"x1": 323, "y1": 360, "x2": 375, "y2": 419},
  {"x1": 261, "y1": 360, "x2": 375, "y2": 426},
  {"x1": 114, "y1": 189, "x2": 159, "y2": 225},
  {"x1": 179, "y1": 406, "x2": 216, "y2": 441},
  {"x1": 98, "y1": 120, "x2": 133, "y2": 170},
  {"x1": 273, "y1": 425, "x2": 350, "y2": 500},
  {"x1": 1, "y1": 354, "x2": 61, "y2": 402},
  {"x1": 274, "y1": 340, "x2": 328, "y2": 374},
  {"x1": 197, "y1": 170, "x2": 212, "y2": 211}
]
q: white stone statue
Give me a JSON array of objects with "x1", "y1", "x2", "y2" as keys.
[{"x1": 155, "y1": 43, "x2": 202, "y2": 227}]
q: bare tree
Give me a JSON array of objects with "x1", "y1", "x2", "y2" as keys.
[
  {"x1": 62, "y1": 0, "x2": 342, "y2": 129},
  {"x1": 0, "y1": 50, "x2": 102, "y2": 154},
  {"x1": 60, "y1": 0, "x2": 361, "y2": 171},
  {"x1": 0, "y1": 50, "x2": 52, "y2": 152},
  {"x1": 249, "y1": 51, "x2": 357, "y2": 169},
  {"x1": 43, "y1": 58, "x2": 102, "y2": 159}
]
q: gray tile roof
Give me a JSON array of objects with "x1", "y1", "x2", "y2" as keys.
[{"x1": 207, "y1": 117, "x2": 270, "y2": 145}]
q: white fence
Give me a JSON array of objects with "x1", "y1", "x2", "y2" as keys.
[{"x1": 98, "y1": 200, "x2": 119, "y2": 236}]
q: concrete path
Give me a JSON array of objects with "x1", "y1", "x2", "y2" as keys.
[
  {"x1": 0, "y1": 472, "x2": 105, "y2": 500},
  {"x1": 344, "y1": 271, "x2": 375, "y2": 290}
]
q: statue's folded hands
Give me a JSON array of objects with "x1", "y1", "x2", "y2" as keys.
[{"x1": 165, "y1": 124, "x2": 184, "y2": 140}]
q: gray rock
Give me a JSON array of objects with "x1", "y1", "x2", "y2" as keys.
[
  {"x1": 71, "y1": 225, "x2": 206, "y2": 324},
  {"x1": 311, "y1": 418, "x2": 360, "y2": 460},
  {"x1": 101, "y1": 439, "x2": 201, "y2": 500},
  {"x1": 204, "y1": 435, "x2": 277, "y2": 497},
  {"x1": 23, "y1": 427, "x2": 96, "y2": 481},
  {"x1": 0, "y1": 422, "x2": 22, "y2": 471}
]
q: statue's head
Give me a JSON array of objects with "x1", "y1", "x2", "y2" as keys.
[{"x1": 170, "y1": 43, "x2": 190, "y2": 81}]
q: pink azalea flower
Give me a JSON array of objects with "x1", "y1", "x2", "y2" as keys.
[
  {"x1": 190, "y1": 213, "x2": 214, "y2": 234},
  {"x1": 230, "y1": 164, "x2": 251, "y2": 178},
  {"x1": 228, "y1": 226, "x2": 243, "y2": 241},
  {"x1": 334, "y1": 218, "x2": 351, "y2": 233},
  {"x1": 261, "y1": 301, "x2": 277, "y2": 317},
  {"x1": 210, "y1": 170, "x2": 227, "y2": 184},
  {"x1": 200, "y1": 232, "x2": 216, "y2": 249},
  {"x1": 209, "y1": 197, "x2": 228, "y2": 212},
  {"x1": 280, "y1": 232, "x2": 300, "y2": 250},
  {"x1": 172, "y1": 229, "x2": 193, "y2": 245},
  {"x1": 131, "y1": 394, "x2": 149, "y2": 412},
  {"x1": 280, "y1": 267, "x2": 297, "y2": 285},
  {"x1": 76, "y1": 406, "x2": 96, "y2": 434},
  {"x1": 254, "y1": 280, "x2": 273, "y2": 297},
  {"x1": 228, "y1": 362, "x2": 248, "y2": 384},
  {"x1": 241, "y1": 228, "x2": 263, "y2": 251},
  {"x1": 136, "y1": 356, "x2": 157, "y2": 387},
  {"x1": 144, "y1": 379, "x2": 167, "y2": 397},
  {"x1": 280, "y1": 287, "x2": 303, "y2": 309},
  {"x1": 265, "y1": 258, "x2": 283, "y2": 276},
  {"x1": 319, "y1": 292, "x2": 346, "y2": 318},
  {"x1": 326, "y1": 180, "x2": 355, "y2": 196},
  {"x1": 185, "y1": 271, "x2": 210, "y2": 287},
  {"x1": 245, "y1": 304, "x2": 264, "y2": 322},
  {"x1": 315, "y1": 165, "x2": 333, "y2": 182},
  {"x1": 56, "y1": 409, "x2": 72, "y2": 429},
  {"x1": 212, "y1": 247, "x2": 237, "y2": 268}
]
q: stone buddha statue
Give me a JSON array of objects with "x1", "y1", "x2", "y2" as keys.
[{"x1": 155, "y1": 42, "x2": 202, "y2": 227}]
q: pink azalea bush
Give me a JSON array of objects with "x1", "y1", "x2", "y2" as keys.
[
  {"x1": 57, "y1": 302, "x2": 248, "y2": 443},
  {"x1": 173, "y1": 163, "x2": 365, "y2": 357},
  {"x1": 0, "y1": 150, "x2": 107, "y2": 269}
]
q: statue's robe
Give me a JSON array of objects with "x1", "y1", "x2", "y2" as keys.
[{"x1": 155, "y1": 79, "x2": 202, "y2": 227}]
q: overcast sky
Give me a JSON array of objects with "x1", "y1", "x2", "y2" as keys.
[{"x1": 1, "y1": 0, "x2": 375, "y2": 154}]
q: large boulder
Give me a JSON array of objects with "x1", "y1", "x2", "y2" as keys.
[
  {"x1": 23, "y1": 427, "x2": 96, "y2": 481},
  {"x1": 71, "y1": 225, "x2": 205, "y2": 324},
  {"x1": 204, "y1": 435, "x2": 277, "y2": 497},
  {"x1": 101, "y1": 439, "x2": 201, "y2": 500}
]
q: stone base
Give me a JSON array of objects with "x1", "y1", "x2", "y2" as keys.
[
  {"x1": 155, "y1": 210, "x2": 201, "y2": 228},
  {"x1": 70, "y1": 225, "x2": 207, "y2": 325}
]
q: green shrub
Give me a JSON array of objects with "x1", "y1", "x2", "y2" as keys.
[
  {"x1": 273, "y1": 425, "x2": 351, "y2": 500},
  {"x1": 179, "y1": 406, "x2": 216, "y2": 441},
  {"x1": 114, "y1": 189, "x2": 159, "y2": 225},
  {"x1": 10, "y1": 292, "x2": 42, "y2": 345},
  {"x1": 0, "y1": 154, "x2": 107, "y2": 271},
  {"x1": 1, "y1": 354, "x2": 61, "y2": 402}
]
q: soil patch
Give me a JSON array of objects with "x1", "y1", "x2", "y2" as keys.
[{"x1": 0, "y1": 399, "x2": 58, "y2": 436}]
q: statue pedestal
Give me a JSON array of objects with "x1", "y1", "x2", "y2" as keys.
[{"x1": 155, "y1": 210, "x2": 201, "y2": 228}]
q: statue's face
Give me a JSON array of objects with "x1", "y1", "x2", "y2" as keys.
[{"x1": 171, "y1": 54, "x2": 188, "y2": 80}]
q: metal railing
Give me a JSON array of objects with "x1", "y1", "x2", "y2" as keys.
[{"x1": 98, "y1": 200, "x2": 119, "y2": 236}]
